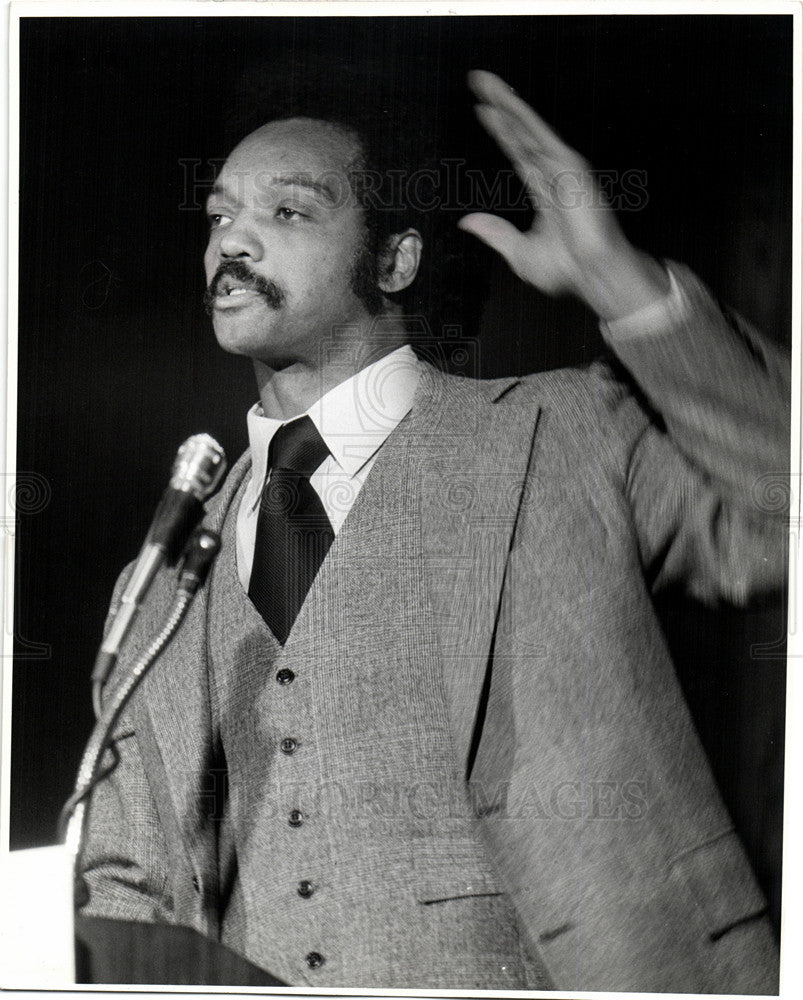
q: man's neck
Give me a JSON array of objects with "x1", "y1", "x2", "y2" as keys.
[{"x1": 253, "y1": 328, "x2": 409, "y2": 421}]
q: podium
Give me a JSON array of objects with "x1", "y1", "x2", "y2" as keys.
[
  {"x1": 1, "y1": 843, "x2": 287, "y2": 986},
  {"x1": 74, "y1": 916, "x2": 287, "y2": 986}
]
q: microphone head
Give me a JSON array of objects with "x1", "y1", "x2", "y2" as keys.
[{"x1": 170, "y1": 434, "x2": 227, "y2": 500}]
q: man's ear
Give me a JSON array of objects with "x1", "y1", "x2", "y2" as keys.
[{"x1": 377, "y1": 229, "x2": 423, "y2": 294}]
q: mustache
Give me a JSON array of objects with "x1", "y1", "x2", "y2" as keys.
[{"x1": 203, "y1": 260, "x2": 286, "y2": 315}]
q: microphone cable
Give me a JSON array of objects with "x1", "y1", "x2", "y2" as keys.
[{"x1": 59, "y1": 529, "x2": 221, "y2": 867}]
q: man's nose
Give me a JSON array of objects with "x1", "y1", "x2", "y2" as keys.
[{"x1": 218, "y1": 216, "x2": 263, "y2": 261}]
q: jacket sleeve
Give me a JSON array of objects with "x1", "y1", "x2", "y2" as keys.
[
  {"x1": 76, "y1": 567, "x2": 176, "y2": 923},
  {"x1": 78, "y1": 723, "x2": 175, "y2": 922},
  {"x1": 600, "y1": 262, "x2": 791, "y2": 604}
]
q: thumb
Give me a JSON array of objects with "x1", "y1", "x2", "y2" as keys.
[{"x1": 458, "y1": 213, "x2": 528, "y2": 270}]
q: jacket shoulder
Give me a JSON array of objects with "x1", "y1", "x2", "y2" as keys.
[{"x1": 516, "y1": 359, "x2": 633, "y2": 409}]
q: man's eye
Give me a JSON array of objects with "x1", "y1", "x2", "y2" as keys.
[
  {"x1": 208, "y1": 214, "x2": 231, "y2": 229},
  {"x1": 276, "y1": 206, "x2": 305, "y2": 221}
]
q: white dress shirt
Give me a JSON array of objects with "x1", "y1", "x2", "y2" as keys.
[{"x1": 236, "y1": 344, "x2": 422, "y2": 590}]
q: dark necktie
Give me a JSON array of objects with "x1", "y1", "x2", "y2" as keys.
[{"x1": 248, "y1": 415, "x2": 334, "y2": 643}]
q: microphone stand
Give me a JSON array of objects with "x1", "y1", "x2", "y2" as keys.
[{"x1": 59, "y1": 529, "x2": 221, "y2": 891}]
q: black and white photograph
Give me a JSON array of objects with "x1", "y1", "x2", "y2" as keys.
[{"x1": 2, "y1": 2, "x2": 800, "y2": 995}]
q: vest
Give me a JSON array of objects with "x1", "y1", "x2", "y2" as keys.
[{"x1": 204, "y1": 465, "x2": 550, "y2": 989}]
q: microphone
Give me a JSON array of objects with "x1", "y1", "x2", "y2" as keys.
[{"x1": 92, "y1": 435, "x2": 227, "y2": 699}]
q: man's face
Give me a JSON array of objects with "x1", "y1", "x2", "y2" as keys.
[{"x1": 204, "y1": 118, "x2": 375, "y2": 369}]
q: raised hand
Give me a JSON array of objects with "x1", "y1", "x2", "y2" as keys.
[{"x1": 458, "y1": 70, "x2": 669, "y2": 322}]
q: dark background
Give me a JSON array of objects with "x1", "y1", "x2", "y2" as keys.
[{"x1": 11, "y1": 15, "x2": 791, "y2": 931}]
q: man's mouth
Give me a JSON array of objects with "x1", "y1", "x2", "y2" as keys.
[
  {"x1": 213, "y1": 287, "x2": 261, "y2": 310},
  {"x1": 203, "y1": 264, "x2": 286, "y2": 314},
  {"x1": 218, "y1": 274, "x2": 263, "y2": 297},
  {"x1": 207, "y1": 282, "x2": 264, "y2": 312},
  {"x1": 218, "y1": 283, "x2": 261, "y2": 300}
]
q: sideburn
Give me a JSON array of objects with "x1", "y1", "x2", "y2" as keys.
[{"x1": 349, "y1": 229, "x2": 385, "y2": 317}]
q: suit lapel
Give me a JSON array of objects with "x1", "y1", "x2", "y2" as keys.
[
  {"x1": 403, "y1": 364, "x2": 542, "y2": 772},
  {"x1": 287, "y1": 362, "x2": 540, "y2": 775},
  {"x1": 131, "y1": 450, "x2": 253, "y2": 847}
]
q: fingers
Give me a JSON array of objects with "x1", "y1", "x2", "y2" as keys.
[
  {"x1": 468, "y1": 69, "x2": 568, "y2": 157},
  {"x1": 470, "y1": 70, "x2": 586, "y2": 212},
  {"x1": 457, "y1": 212, "x2": 528, "y2": 268},
  {"x1": 474, "y1": 103, "x2": 554, "y2": 205}
]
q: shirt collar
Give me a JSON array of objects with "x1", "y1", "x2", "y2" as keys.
[{"x1": 246, "y1": 344, "x2": 421, "y2": 486}]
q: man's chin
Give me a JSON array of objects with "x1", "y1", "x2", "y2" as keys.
[
  {"x1": 212, "y1": 322, "x2": 296, "y2": 370},
  {"x1": 213, "y1": 321, "x2": 272, "y2": 357}
]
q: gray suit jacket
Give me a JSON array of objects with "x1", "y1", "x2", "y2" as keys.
[{"x1": 79, "y1": 264, "x2": 787, "y2": 991}]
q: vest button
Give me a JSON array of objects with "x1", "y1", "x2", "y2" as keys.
[
  {"x1": 280, "y1": 737, "x2": 298, "y2": 755},
  {"x1": 276, "y1": 668, "x2": 295, "y2": 685},
  {"x1": 305, "y1": 951, "x2": 324, "y2": 969},
  {"x1": 297, "y1": 879, "x2": 314, "y2": 898},
  {"x1": 288, "y1": 809, "x2": 304, "y2": 827}
]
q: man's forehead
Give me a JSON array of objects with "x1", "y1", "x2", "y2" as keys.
[{"x1": 214, "y1": 118, "x2": 361, "y2": 206}]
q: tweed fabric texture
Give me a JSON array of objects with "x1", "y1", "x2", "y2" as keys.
[
  {"x1": 207, "y1": 466, "x2": 549, "y2": 988},
  {"x1": 79, "y1": 263, "x2": 786, "y2": 992}
]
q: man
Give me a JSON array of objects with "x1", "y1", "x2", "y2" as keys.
[{"x1": 78, "y1": 67, "x2": 787, "y2": 992}]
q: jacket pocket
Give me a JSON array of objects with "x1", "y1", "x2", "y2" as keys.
[
  {"x1": 668, "y1": 829, "x2": 768, "y2": 939},
  {"x1": 411, "y1": 870, "x2": 534, "y2": 988},
  {"x1": 415, "y1": 868, "x2": 502, "y2": 904}
]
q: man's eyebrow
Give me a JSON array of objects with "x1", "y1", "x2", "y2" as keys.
[
  {"x1": 272, "y1": 174, "x2": 339, "y2": 204},
  {"x1": 206, "y1": 173, "x2": 342, "y2": 208}
]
